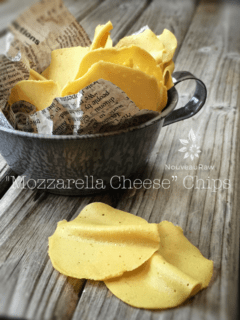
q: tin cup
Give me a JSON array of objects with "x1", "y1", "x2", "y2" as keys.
[{"x1": 0, "y1": 71, "x2": 206, "y2": 195}]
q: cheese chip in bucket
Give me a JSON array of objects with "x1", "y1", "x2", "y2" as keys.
[
  {"x1": 28, "y1": 69, "x2": 47, "y2": 81},
  {"x1": 157, "y1": 29, "x2": 178, "y2": 64},
  {"x1": 91, "y1": 21, "x2": 113, "y2": 50},
  {"x1": 116, "y1": 28, "x2": 166, "y2": 64},
  {"x1": 42, "y1": 46, "x2": 89, "y2": 90},
  {"x1": 62, "y1": 61, "x2": 167, "y2": 112},
  {"x1": 75, "y1": 46, "x2": 163, "y2": 84},
  {"x1": 8, "y1": 80, "x2": 60, "y2": 111}
]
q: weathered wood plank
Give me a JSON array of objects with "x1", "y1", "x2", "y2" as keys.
[
  {"x1": 0, "y1": 176, "x2": 127, "y2": 319},
  {"x1": 0, "y1": 183, "x2": 88, "y2": 319},
  {"x1": 123, "y1": 0, "x2": 198, "y2": 58},
  {"x1": 0, "y1": 155, "x2": 16, "y2": 198},
  {"x1": 79, "y1": 0, "x2": 149, "y2": 43},
  {"x1": 67, "y1": 0, "x2": 103, "y2": 22}
]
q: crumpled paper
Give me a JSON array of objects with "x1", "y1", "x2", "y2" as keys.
[{"x1": 0, "y1": 0, "x2": 159, "y2": 135}]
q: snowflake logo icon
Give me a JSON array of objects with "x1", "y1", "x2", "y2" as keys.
[{"x1": 178, "y1": 129, "x2": 201, "y2": 160}]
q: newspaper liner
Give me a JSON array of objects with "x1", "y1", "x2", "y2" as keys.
[{"x1": 0, "y1": 0, "x2": 159, "y2": 135}]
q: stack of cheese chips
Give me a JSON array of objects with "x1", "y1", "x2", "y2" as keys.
[
  {"x1": 48, "y1": 203, "x2": 213, "y2": 309},
  {"x1": 8, "y1": 21, "x2": 177, "y2": 113}
]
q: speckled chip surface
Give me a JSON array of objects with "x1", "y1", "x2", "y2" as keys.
[
  {"x1": 62, "y1": 61, "x2": 167, "y2": 112},
  {"x1": 8, "y1": 80, "x2": 60, "y2": 111},
  {"x1": 48, "y1": 202, "x2": 160, "y2": 280},
  {"x1": 75, "y1": 46, "x2": 163, "y2": 83},
  {"x1": 105, "y1": 221, "x2": 213, "y2": 309}
]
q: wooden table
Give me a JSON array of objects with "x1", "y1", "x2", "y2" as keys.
[{"x1": 0, "y1": 0, "x2": 239, "y2": 319}]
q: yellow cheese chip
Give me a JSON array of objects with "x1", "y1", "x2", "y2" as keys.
[
  {"x1": 157, "y1": 221, "x2": 213, "y2": 288},
  {"x1": 157, "y1": 29, "x2": 177, "y2": 63},
  {"x1": 8, "y1": 80, "x2": 60, "y2": 111},
  {"x1": 116, "y1": 28, "x2": 177, "y2": 65},
  {"x1": 62, "y1": 61, "x2": 167, "y2": 112},
  {"x1": 105, "y1": 221, "x2": 213, "y2": 309},
  {"x1": 41, "y1": 65, "x2": 50, "y2": 79},
  {"x1": 43, "y1": 46, "x2": 89, "y2": 90},
  {"x1": 105, "y1": 252, "x2": 202, "y2": 309},
  {"x1": 75, "y1": 46, "x2": 163, "y2": 84},
  {"x1": 48, "y1": 202, "x2": 160, "y2": 280},
  {"x1": 28, "y1": 69, "x2": 47, "y2": 81},
  {"x1": 162, "y1": 60, "x2": 175, "y2": 90},
  {"x1": 91, "y1": 21, "x2": 113, "y2": 50},
  {"x1": 104, "y1": 34, "x2": 113, "y2": 48},
  {"x1": 116, "y1": 28, "x2": 166, "y2": 65}
]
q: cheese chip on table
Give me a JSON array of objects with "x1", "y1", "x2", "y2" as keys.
[
  {"x1": 105, "y1": 221, "x2": 213, "y2": 309},
  {"x1": 8, "y1": 80, "x2": 60, "y2": 111},
  {"x1": 48, "y1": 202, "x2": 160, "y2": 280},
  {"x1": 157, "y1": 221, "x2": 213, "y2": 288},
  {"x1": 62, "y1": 61, "x2": 167, "y2": 112}
]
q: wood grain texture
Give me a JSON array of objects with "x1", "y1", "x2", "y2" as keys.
[
  {"x1": 0, "y1": 180, "x2": 125, "y2": 319},
  {"x1": 0, "y1": 0, "x2": 239, "y2": 319},
  {"x1": 122, "y1": 0, "x2": 198, "y2": 58},
  {"x1": 66, "y1": 0, "x2": 103, "y2": 22},
  {"x1": 79, "y1": 0, "x2": 149, "y2": 43},
  {"x1": 0, "y1": 182, "x2": 88, "y2": 319},
  {"x1": 0, "y1": 163, "x2": 16, "y2": 199}
]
